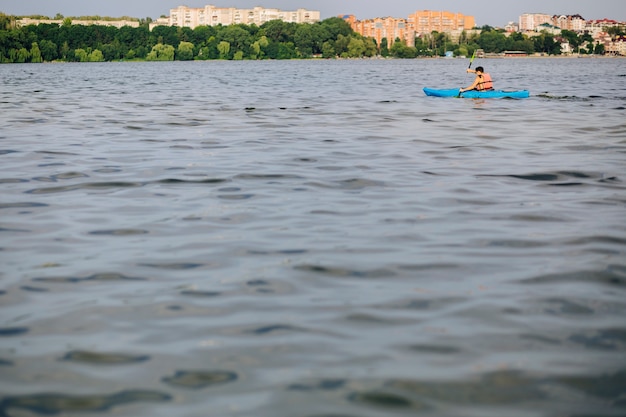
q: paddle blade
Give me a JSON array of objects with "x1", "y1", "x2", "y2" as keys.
[{"x1": 467, "y1": 50, "x2": 476, "y2": 68}]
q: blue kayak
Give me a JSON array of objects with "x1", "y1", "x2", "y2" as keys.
[{"x1": 424, "y1": 87, "x2": 530, "y2": 99}]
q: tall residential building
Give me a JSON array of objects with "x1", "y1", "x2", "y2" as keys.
[
  {"x1": 344, "y1": 15, "x2": 413, "y2": 47},
  {"x1": 168, "y1": 5, "x2": 320, "y2": 29},
  {"x1": 407, "y1": 10, "x2": 475, "y2": 34},
  {"x1": 519, "y1": 13, "x2": 552, "y2": 31},
  {"x1": 553, "y1": 14, "x2": 586, "y2": 31},
  {"x1": 343, "y1": 10, "x2": 474, "y2": 48}
]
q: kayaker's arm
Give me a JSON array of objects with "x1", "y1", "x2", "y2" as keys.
[{"x1": 460, "y1": 75, "x2": 480, "y2": 93}]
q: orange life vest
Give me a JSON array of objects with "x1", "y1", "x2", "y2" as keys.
[{"x1": 477, "y1": 73, "x2": 493, "y2": 91}]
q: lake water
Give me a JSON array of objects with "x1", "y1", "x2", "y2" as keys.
[{"x1": 1, "y1": 58, "x2": 625, "y2": 417}]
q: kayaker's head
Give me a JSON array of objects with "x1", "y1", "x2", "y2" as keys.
[{"x1": 475, "y1": 66, "x2": 484, "y2": 74}]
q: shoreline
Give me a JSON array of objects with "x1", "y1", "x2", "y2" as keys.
[{"x1": 3, "y1": 54, "x2": 624, "y2": 65}]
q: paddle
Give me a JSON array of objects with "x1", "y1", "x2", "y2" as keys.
[{"x1": 457, "y1": 50, "x2": 477, "y2": 98}]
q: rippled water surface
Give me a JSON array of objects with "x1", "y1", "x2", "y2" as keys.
[{"x1": 1, "y1": 58, "x2": 626, "y2": 417}]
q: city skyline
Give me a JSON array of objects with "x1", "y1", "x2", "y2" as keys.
[{"x1": 0, "y1": 0, "x2": 624, "y2": 27}]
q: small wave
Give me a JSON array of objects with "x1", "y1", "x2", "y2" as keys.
[
  {"x1": 348, "y1": 391, "x2": 416, "y2": 409},
  {"x1": 26, "y1": 178, "x2": 230, "y2": 194},
  {"x1": 26, "y1": 181, "x2": 142, "y2": 194},
  {"x1": 0, "y1": 390, "x2": 171, "y2": 415},
  {"x1": 245, "y1": 324, "x2": 307, "y2": 335},
  {"x1": 568, "y1": 329, "x2": 626, "y2": 351},
  {"x1": 306, "y1": 178, "x2": 386, "y2": 190},
  {"x1": 288, "y1": 379, "x2": 347, "y2": 391},
  {"x1": 0, "y1": 202, "x2": 48, "y2": 209},
  {"x1": 35, "y1": 150, "x2": 79, "y2": 156},
  {"x1": 180, "y1": 289, "x2": 222, "y2": 297},
  {"x1": 33, "y1": 272, "x2": 146, "y2": 283},
  {"x1": 156, "y1": 178, "x2": 228, "y2": 184},
  {"x1": 0, "y1": 327, "x2": 29, "y2": 336},
  {"x1": 234, "y1": 173, "x2": 304, "y2": 180},
  {"x1": 520, "y1": 266, "x2": 625, "y2": 286},
  {"x1": 88, "y1": 229, "x2": 149, "y2": 236},
  {"x1": 537, "y1": 93, "x2": 626, "y2": 102},
  {"x1": 139, "y1": 262, "x2": 204, "y2": 270},
  {"x1": 479, "y1": 171, "x2": 620, "y2": 186},
  {"x1": 0, "y1": 178, "x2": 28, "y2": 184},
  {"x1": 61, "y1": 350, "x2": 150, "y2": 364},
  {"x1": 294, "y1": 264, "x2": 395, "y2": 279},
  {"x1": 162, "y1": 370, "x2": 237, "y2": 389}
]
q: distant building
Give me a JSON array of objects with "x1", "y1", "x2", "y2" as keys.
[
  {"x1": 586, "y1": 18, "x2": 623, "y2": 36},
  {"x1": 553, "y1": 14, "x2": 585, "y2": 31},
  {"x1": 519, "y1": 13, "x2": 552, "y2": 31},
  {"x1": 343, "y1": 10, "x2": 475, "y2": 48},
  {"x1": 504, "y1": 22, "x2": 519, "y2": 33},
  {"x1": 164, "y1": 5, "x2": 320, "y2": 29},
  {"x1": 536, "y1": 23, "x2": 561, "y2": 35},
  {"x1": 17, "y1": 17, "x2": 139, "y2": 28},
  {"x1": 343, "y1": 15, "x2": 413, "y2": 47},
  {"x1": 408, "y1": 10, "x2": 475, "y2": 34}
]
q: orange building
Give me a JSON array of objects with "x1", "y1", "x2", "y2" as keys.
[
  {"x1": 342, "y1": 15, "x2": 414, "y2": 48},
  {"x1": 342, "y1": 10, "x2": 474, "y2": 49},
  {"x1": 408, "y1": 10, "x2": 475, "y2": 34}
]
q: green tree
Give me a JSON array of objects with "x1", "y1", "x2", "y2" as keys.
[
  {"x1": 201, "y1": 35, "x2": 219, "y2": 59},
  {"x1": 334, "y1": 34, "x2": 350, "y2": 56},
  {"x1": 60, "y1": 41, "x2": 70, "y2": 60},
  {"x1": 146, "y1": 43, "x2": 174, "y2": 61},
  {"x1": 217, "y1": 41, "x2": 230, "y2": 59},
  {"x1": 260, "y1": 19, "x2": 295, "y2": 43},
  {"x1": 218, "y1": 25, "x2": 252, "y2": 58},
  {"x1": 257, "y1": 35, "x2": 269, "y2": 58},
  {"x1": 380, "y1": 38, "x2": 389, "y2": 57},
  {"x1": 321, "y1": 40, "x2": 335, "y2": 58},
  {"x1": 30, "y1": 42, "x2": 42, "y2": 62},
  {"x1": 594, "y1": 43, "x2": 605, "y2": 55},
  {"x1": 294, "y1": 24, "x2": 314, "y2": 57},
  {"x1": 477, "y1": 29, "x2": 507, "y2": 53},
  {"x1": 39, "y1": 39, "x2": 58, "y2": 61},
  {"x1": 344, "y1": 37, "x2": 364, "y2": 57},
  {"x1": 390, "y1": 40, "x2": 417, "y2": 58},
  {"x1": 89, "y1": 48, "x2": 104, "y2": 62},
  {"x1": 74, "y1": 48, "x2": 88, "y2": 62},
  {"x1": 533, "y1": 32, "x2": 561, "y2": 55},
  {"x1": 150, "y1": 25, "x2": 179, "y2": 47},
  {"x1": 606, "y1": 26, "x2": 625, "y2": 37},
  {"x1": 414, "y1": 36, "x2": 432, "y2": 56},
  {"x1": 277, "y1": 42, "x2": 296, "y2": 59},
  {"x1": 191, "y1": 25, "x2": 216, "y2": 46},
  {"x1": 15, "y1": 47, "x2": 30, "y2": 63},
  {"x1": 561, "y1": 29, "x2": 581, "y2": 53},
  {"x1": 176, "y1": 41, "x2": 194, "y2": 60},
  {"x1": 320, "y1": 17, "x2": 353, "y2": 38}
]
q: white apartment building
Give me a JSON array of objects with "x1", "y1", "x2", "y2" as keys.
[
  {"x1": 168, "y1": 5, "x2": 320, "y2": 29},
  {"x1": 18, "y1": 18, "x2": 139, "y2": 28}
]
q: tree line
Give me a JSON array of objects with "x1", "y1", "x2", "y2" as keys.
[
  {"x1": 390, "y1": 26, "x2": 613, "y2": 58},
  {"x1": 0, "y1": 14, "x2": 378, "y2": 62},
  {"x1": 1, "y1": 13, "x2": 621, "y2": 63}
]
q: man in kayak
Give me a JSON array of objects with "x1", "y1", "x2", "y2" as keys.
[{"x1": 459, "y1": 66, "x2": 493, "y2": 93}]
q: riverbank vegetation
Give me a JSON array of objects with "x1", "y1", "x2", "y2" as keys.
[{"x1": 1, "y1": 13, "x2": 622, "y2": 63}]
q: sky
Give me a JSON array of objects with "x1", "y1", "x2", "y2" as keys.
[{"x1": 0, "y1": 0, "x2": 624, "y2": 27}]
